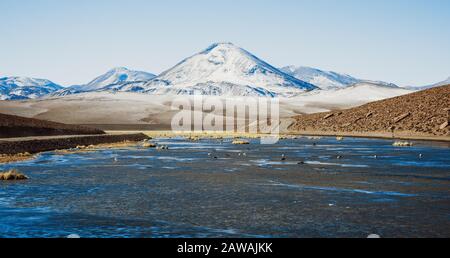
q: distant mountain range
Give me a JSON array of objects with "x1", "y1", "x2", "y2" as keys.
[
  {"x1": 280, "y1": 66, "x2": 360, "y2": 90},
  {"x1": 53, "y1": 67, "x2": 155, "y2": 96},
  {"x1": 403, "y1": 77, "x2": 450, "y2": 91},
  {"x1": 280, "y1": 66, "x2": 399, "y2": 90},
  {"x1": 0, "y1": 77, "x2": 62, "y2": 100},
  {"x1": 1, "y1": 43, "x2": 448, "y2": 100}
]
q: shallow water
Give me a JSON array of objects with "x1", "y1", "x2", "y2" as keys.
[{"x1": 1, "y1": 137, "x2": 450, "y2": 238}]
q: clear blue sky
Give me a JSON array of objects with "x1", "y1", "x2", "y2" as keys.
[{"x1": 1, "y1": 0, "x2": 449, "y2": 86}]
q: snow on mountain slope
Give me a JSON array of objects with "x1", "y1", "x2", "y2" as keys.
[
  {"x1": 357, "y1": 80, "x2": 398, "y2": 88},
  {"x1": 140, "y1": 43, "x2": 317, "y2": 97},
  {"x1": 433, "y1": 77, "x2": 450, "y2": 87},
  {"x1": 280, "y1": 66, "x2": 360, "y2": 90},
  {"x1": 0, "y1": 77, "x2": 62, "y2": 100},
  {"x1": 319, "y1": 82, "x2": 412, "y2": 102},
  {"x1": 82, "y1": 67, "x2": 155, "y2": 91},
  {"x1": 280, "y1": 65, "x2": 400, "y2": 90},
  {"x1": 404, "y1": 76, "x2": 450, "y2": 90},
  {"x1": 285, "y1": 82, "x2": 414, "y2": 114},
  {"x1": 53, "y1": 67, "x2": 155, "y2": 96}
]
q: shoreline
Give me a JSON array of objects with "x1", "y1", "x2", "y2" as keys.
[
  {"x1": 0, "y1": 133, "x2": 149, "y2": 156},
  {"x1": 106, "y1": 130, "x2": 450, "y2": 143},
  {"x1": 1, "y1": 129, "x2": 449, "y2": 164},
  {"x1": 287, "y1": 130, "x2": 450, "y2": 143}
]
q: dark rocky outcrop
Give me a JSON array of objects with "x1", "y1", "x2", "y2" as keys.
[{"x1": 0, "y1": 113, "x2": 104, "y2": 138}]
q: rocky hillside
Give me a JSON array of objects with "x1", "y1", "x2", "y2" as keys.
[
  {"x1": 0, "y1": 113, "x2": 105, "y2": 138},
  {"x1": 290, "y1": 85, "x2": 450, "y2": 137}
]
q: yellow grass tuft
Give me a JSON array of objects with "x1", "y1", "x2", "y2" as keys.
[
  {"x1": 0, "y1": 153, "x2": 35, "y2": 164},
  {"x1": 56, "y1": 141, "x2": 140, "y2": 154}
]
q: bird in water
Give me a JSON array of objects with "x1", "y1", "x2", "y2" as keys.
[
  {"x1": 419, "y1": 154, "x2": 423, "y2": 159},
  {"x1": 113, "y1": 157, "x2": 118, "y2": 163},
  {"x1": 337, "y1": 155, "x2": 342, "y2": 159},
  {"x1": 281, "y1": 154, "x2": 286, "y2": 161}
]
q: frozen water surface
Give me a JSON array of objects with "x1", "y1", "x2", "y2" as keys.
[{"x1": 1, "y1": 137, "x2": 449, "y2": 238}]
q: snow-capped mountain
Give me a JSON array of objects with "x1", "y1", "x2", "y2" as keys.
[
  {"x1": 53, "y1": 67, "x2": 155, "y2": 96},
  {"x1": 405, "y1": 76, "x2": 450, "y2": 90},
  {"x1": 139, "y1": 43, "x2": 317, "y2": 97},
  {"x1": 280, "y1": 66, "x2": 360, "y2": 90},
  {"x1": 280, "y1": 65, "x2": 399, "y2": 90},
  {"x1": 328, "y1": 82, "x2": 411, "y2": 101},
  {"x1": 0, "y1": 76, "x2": 62, "y2": 100},
  {"x1": 433, "y1": 77, "x2": 450, "y2": 87},
  {"x1": 83, "y1": 67, "x2": 156, "y2": 91},
  {"x1": 290, "y1": 81, "x2": 414, "y2": 113},
  {"x1": 357, "y1": 80, "x2": 398, "y2": 88}
]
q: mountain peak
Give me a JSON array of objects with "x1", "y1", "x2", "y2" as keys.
[
  {"x1": 109, "y1": 67, "x2": 130, "y2": 72},
  {"x1": 142, "y1": 43, "x2": 317, "y2": 96},
  {"x1": 200, "y1": 42, "x2": 242, "y2": 56},
  {"x1": 205, "y1": 42, "x2": 236, "y2": 49}
]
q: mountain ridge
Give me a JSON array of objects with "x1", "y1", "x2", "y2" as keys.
[
  {"x1": 52, "y1": 67, "x2": 155, "y2": 96},
  {"x1": 0, "y1": 76, "x2": 62, "y2": 100},
  {"x1": 281, "y1": 65, "x2": 399, "y2": 90}
]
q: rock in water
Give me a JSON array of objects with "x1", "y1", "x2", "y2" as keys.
[
  {"x1": 392, "y1": 141, "x2": 413, "y2": 147},
  {"x1": 0, "y1": 169, "x2": 28, "y2": 180},
  {"x1": 142, "y1": 142, "x2": 157, "y2": 148}
]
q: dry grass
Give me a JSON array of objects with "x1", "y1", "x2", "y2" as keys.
[
  {"x1": 0, "y1": 169, "x2": 28, "y2": 180},
  {"x1": 55, "y1": 140, "x2": 140, "y2": 154},
  {"x1": 0, "y1": 153, "x2": 35, "y2": 164},
  {"x1": 108, "y1": 130, "x2": 267, "y2": 140}
]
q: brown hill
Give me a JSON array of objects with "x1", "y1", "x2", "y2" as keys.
[
  {"x1": 0, "y1": 113, "x2": 105, "y2": 138},
  {"x1": 290, "y1": 85, "x2": 450, "y2": 139}
]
